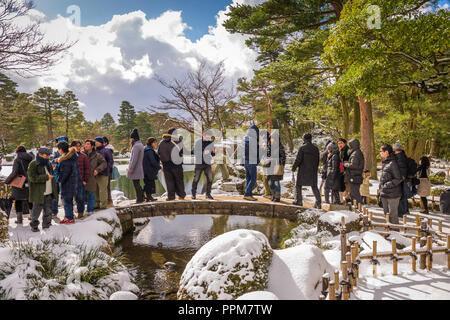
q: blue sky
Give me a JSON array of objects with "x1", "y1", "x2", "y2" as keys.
[{"x1": 33, "y1": 0, "x2": 233, "y2": 41}]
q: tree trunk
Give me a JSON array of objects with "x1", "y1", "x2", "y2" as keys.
[
  {"x1": 430, "y1": 140, "x2": 440, "y2": 158},
  {"x1": 352, "y1": 98, "x2": 360, "y2": 135},
  {"x1": 283, "y1": 120, "x2": 294, "y2": 152},
  {"x1": 340, "y1": 96, "x2": 349, "y2": 140},
  {"x1": 359, "y1": 96, "x2": 377, "y2": 179}
]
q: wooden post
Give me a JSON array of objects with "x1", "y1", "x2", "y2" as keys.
[
  {"x1": 431, "y1": 195, "x2": 435, "y2": 212},
  {"x1": 426, "y1": 236, "x2": 433, "y2": 271},
  {"x1": 392, "y1": 239, "x2": 398, "y2": 276},
  {"x1": 372, "y1": 241, "x2": 378, "y2": 277},
  {"x1": 346, "y1": 252, "x2": 353, "y2": 292},
  {"x1": 351, "y1": 244, "x2": 359, "y2": 281},
  {"x1": 428, "y1": 218, "x2": 433, "y2": 229},
  {"x1": 341, "y1": 261, "x2": 349, "y2": 300},
  {"x1": 447, "y1": 235, "x2": 450, "y2": 270},
  {"x1": 419, "y1": 221, "x2": 427, "y2": 270},
  {"x1": 363, "y1": 215, "x2": 369, "y2": 232},
  {"x1": 358, "y1": 202, "x2": 361, "y2": 212},
  {"x1": 411, "y1": 237, "x2": 417, "y2": 272},
  {"x1": 369, "y1": 211, "x2": 373, "y2": 230},
  {"x1": 329, "y1": 281, "x2": 336, "y2": 300},
  {"x1": 439, "y1": 221, "x2": 443, "y2": 233},
  {"x1": 334, "y1": 269, "x2": 340, "y2": 289},
  {"x1": 322, "y1": 274, "x2": 330, "y2": 297},
  {"x1": 386, "y1": 213, "x2": 390, "y2": 232},
  {"x1": 401, "y1": 215, "x2": 407, "y2": 234},
  {"x1": 340, "y1": 216, "x2": 347, "y2": 262},
  {"x1": 416, "y1": 215, "x2": 421, "y2": 238}
]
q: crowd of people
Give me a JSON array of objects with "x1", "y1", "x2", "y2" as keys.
[{"x1": 0, "y1": 125, "x2": 435, "y2": 232}]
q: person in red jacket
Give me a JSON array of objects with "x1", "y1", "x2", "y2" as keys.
[{"x1": 71, "y1": 140, "x2": 90, "y2": 218}]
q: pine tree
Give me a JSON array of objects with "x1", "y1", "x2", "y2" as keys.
[
  {"x1": 100, "y1": 112, "x2": 116, "y2": 134},
  {"x1": 33, "y1": 87, "x2": 62, "y2": 144},
  {"x1": 116, "y1": 101, "x2": 137, "y2": 148},
  {"x1": 60, "y1": 90, "x2": 84, "y2": 138}
]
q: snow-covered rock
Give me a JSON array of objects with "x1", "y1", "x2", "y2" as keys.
[
  {"x1": 317, "y1": 210, "x2": 361, "y2": 236},
  {"x1": 236, "y1": 291, "x2": 279, "y2": 300},
  {"x1": 178, "y1": 229, "x2": 273, "y2": 300},
  {"x1": 110, "y1": 291, "x2": 138, "y2": 300},
  {"x1": 267, "y1": 244, "x2": 334, "y2": 300}
]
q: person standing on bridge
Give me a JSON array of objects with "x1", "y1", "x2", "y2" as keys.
[
  {"x1": 343, "y1": 139, "x2": 365, "y2": 205},
  {"x1": 158, "y1": 128, "x2": 186, "y2": 201},
  {"x1": 191, "y1": 132, "x2": 216, "y2": 200},
  {"x1": 94, "y1": 137, "x2": 112, "y2": 209},
  {"x1": 127, "y1": 129, "x2": 145, "y2": 204},
  {"x1": 292, "y1": 133, "x2": 321, "y2": 209},
  {"x1": 242, "y1": 125, "x2": 261, "y2": 201},
  {"x1": 143, "y1": 137, "x2": 161, "y2": 202},
  {"x1": 103, "y1": 136, "x2": 115, "y2": 208},
  {"x1": 83, "y1": 140, "x2": 107, "y2": 213},
  {"x1": 265, "y1": 131, "x2": 286, "y2": 203}
]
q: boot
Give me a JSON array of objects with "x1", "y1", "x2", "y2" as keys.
[
  {"x1": 206, "y1": 194, "x2": 214, "y2": 200},
  {"x1": 192, "y1": 193, "x2": 196, "y2": 200},
  {"x1": 15, "y1": 212, "x2": 23, "y2": 225},
  {"x1": 293, "y1": 186, "x2": 303, "y2": 206}
]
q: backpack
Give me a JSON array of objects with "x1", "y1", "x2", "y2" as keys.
[{"x1": 406, "y1": 157, "x2": 418, "y2": 178}]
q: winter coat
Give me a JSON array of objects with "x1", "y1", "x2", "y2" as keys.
[
  {"x1": 379, "y1": 155, "x2": 403, "y2": 199},
  {"x1": 127, "y1": 140, "x2": 145, "y2": 180},
  {"x1": 192, "y1": 138, "x2": 215, "y2": 166},
  {"x1": 27, "y1": 159, "x2": 58, "y2": 204},
  {"x1": 416, "y1": 166, "x2": 431, "y2": 197},
  {"x1": 344, "y1": 139, "x2": 365, "y2": 184},
  {"x1": 77, "y1": 151, "x2": 90, "y2": 184},
  {"x1": 84, "y1": 150, "x2": 107, "y2": 192},
  {"x1": 158, "y1": 134, "x2": 184, "y2": 169},
  {"x1": 96, "y1": 145, "x2": 114, "y2": 176},
  {"x1": 143, "y1": 146, "x2": 161, "y2": 180},
  {"x1": 395, "y1": 151, "x2": 408, "y2": 179},
  {"x1": 360, "y1": 176, "x2": 371, "y2": 197},
  {"x1": 242, "y1": 125, "x2": 260, "y2": 165},
  {"x1": 266, "y1": 140, "x2": 286, "y2": 181},
  {"x1": 325, "y1": 149, "x2": 343, "y2": 191},
  {"x1": 320, "y1": 150, "x2": 329, "y2": 180},
  {"x1": 292, "y1": 139, "x2": 320, "y2": 186},
  {"x1": 57, "y1": 149, "x2": 80, "y2": 199},
  {"x1": 4, "y1": 152, "x2": 34, "y2": 201}
]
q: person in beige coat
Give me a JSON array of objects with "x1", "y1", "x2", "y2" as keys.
[
  {"x1": 360, "y1": 169, "x2": 371, "y2": 205},
  {"x1": 83, "y1": 140, "x2": 107, "y2": 213},
  {"x1": 417, "y1": 156, "x2": 431, "y2": 214}
]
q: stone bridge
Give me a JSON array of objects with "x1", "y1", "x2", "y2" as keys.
[
  {"x1": 115, "y1": 196, "x2": 351, "y2": 234},
  {"x1": 116, "y1": 198, "x2": 302, "y2": 234}
]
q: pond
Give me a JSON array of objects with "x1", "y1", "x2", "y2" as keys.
[{"x1": 116, "y1": 214, "x2": 295, "y2": 300}]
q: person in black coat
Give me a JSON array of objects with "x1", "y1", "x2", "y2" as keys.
[
  {"x1": 191, "y1": 133, "x2": 216, "y2": 200},
  {"x1": 338, "y1": 138, "x2": 351, "y2": 203},
  {"x1": 56, "y1": 141, "x2": 80, "y2": 224},
  {"x1": 393, "y1": 143, "x2": 409, "y2": 217},
  {"x1": 158, "y1": 128, "x2": 186, "y2": 201},
  {"x1": 4, "y1": 146, "x2": 34, "y2": 224},
  {"x1": 343, "y1": 139, "x2": 365, "y2": 204},
  {"x1": 379, "y1": 144, "x2": 402, "y2": 224},
  {"x1": 320, "y1": 141, "x2": 332, "y2": 204},
  {"x1": 143, "y1": 137, "x2": 161, "y2": 202},
  {"x1": 325, "y1": 143, "x2": 342, "y2": 204},
  {"x1": 292, "y1": 133, "x2": 321, "y2": 208}
]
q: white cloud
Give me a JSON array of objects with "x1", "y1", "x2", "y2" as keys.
[{"x1": 9, "y1": 1, "x2": 261, "y2": 120}]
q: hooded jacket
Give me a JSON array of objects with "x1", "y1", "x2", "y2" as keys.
[
  {"x1": 5, "y1": 151, "x2": 34, "y2": 200},
  {"x1": 57, "y1": 147, "x2": 81, "y2": 199},
  {"x1": 325, "y1": 143, "x2": 342, "y2": 191},
  {"x1": 83, "y1": 150, "x2": 107, "y2": 192},
  {"x1": 379, "y1": 154, "x2": 403, "y2": 199},
  {"x1": 143, "y1": 146, "x2": 161, "y2": 180},
  {"x1": 158, "y1": 134, "x2": 183, "y2": 168},
  {"x1": 96, "y1": 145, "x2": 114, "y2": 176},
  {"x1": 344, "y1": 139, "x2": 365, "y2": 184},
  {"x1": 292, "y1": 136, "x2": 320, "y2": 186},
  {"x1": 27, "y1": 158, "x2": 58, "y2": 204}
]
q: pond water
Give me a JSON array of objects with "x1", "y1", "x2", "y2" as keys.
[{"x1": 116, "y1": 214, "x2": 295, "y2": 300}]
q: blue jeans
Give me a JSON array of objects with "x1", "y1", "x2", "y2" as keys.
[
  {"x1": 75, "y1": 184, "x2": 86, "y2": 214},
  {"x1": 244, "y1": 164, "x2": 257, "y2": 196},
  {"x1": 269, "y1": 179, "x2": 281, "y2": 192},
  {"x1": 62, "y1": 197, "x2": 74, "y2": 220},
  {"x1": 86, "y1": 191, "x2": 95, "y2": 213}
]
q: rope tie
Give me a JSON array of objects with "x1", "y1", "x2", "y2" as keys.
[
  {"x1": 340, "y1": 279, "x2": 351, "y2": 292},
  {"x1": 390, "y1": 254, "x2": 401, "y2": 262},
  {"x1": 425, "y1": 250, "x2": 433, "y2": 263},
  {"x1": 352, "y1": 262, "x2": 359, "y2": 271},
  {"x1": 409, "y1": 252, "x2": 417, "y2": 259},
  {"x1": 370, "y1": 257, "x2": 380, "y2": 265}
]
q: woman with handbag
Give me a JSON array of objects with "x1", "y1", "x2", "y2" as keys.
[
  {"x1": 265, "y1": 131, "x2": 286, "y2": 203},
  {"x1": 416, "y1": 156, "x2": 431, "y2": 214},
  {"x1": 4, "y1": 145, "x2": 34, "y2": 224}
]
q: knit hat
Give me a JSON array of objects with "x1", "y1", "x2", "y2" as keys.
[
  {"x1": 130, "y1": 128, "x2": 140, "y2": 141},
  {"x1": 55, "y1": 136, "x2": 69, "y2": 144},
  {"x1": 38, "y1": 147, "x2": 52, "y2": 155},
  {"x1": 94, "y1": 137, "x2": 104, "y2": 144},
  {"x1": 303, "y1": 133, "x2": 312, "y2": 141},
  {"x1": 393, "y1": 143, "x2": 403, "y2": 151}
]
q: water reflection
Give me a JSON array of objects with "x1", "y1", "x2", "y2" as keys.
[{"x1": 118, "y1": 214, "x2": 294, "y2": 299}]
